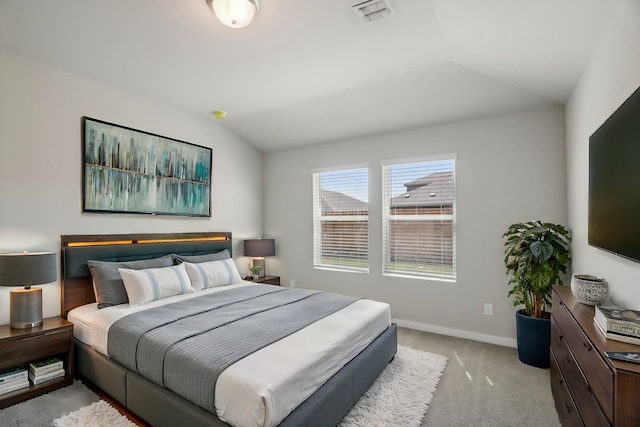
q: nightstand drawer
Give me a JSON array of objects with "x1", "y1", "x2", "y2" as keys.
[
  {"x1": 251, "y1": 276, "x2": 281, "y2": 286},
  {"x1": 0, "y1": 327, "x2": 72, "y2": 367}
]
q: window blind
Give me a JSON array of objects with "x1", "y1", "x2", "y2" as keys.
[
  {"x1": 381, "y1": 156, "x2": 456, "y2": 280},
  {"x1": 312, "y1": 166, "x2": 369, "y2": 273}
]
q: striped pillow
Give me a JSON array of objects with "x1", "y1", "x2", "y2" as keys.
[
  {"x1": 183, "y1": 258, "x2": 243, "y2": 291},
  {"x1": 119, "y1": 263, "x2": 195, "y2": 306}
]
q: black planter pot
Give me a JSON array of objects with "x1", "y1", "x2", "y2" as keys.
[{"x1": 515, "y1": 309, "x2": 551, "y2": 368}]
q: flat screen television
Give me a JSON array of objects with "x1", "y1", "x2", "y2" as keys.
[{"x1": 589, "y1": 85, "x2": 640, "y2": 263}]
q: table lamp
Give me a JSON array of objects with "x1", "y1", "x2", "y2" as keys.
[
  {"x1": 0, "y1": 252, "x2": 56, "y2": 329},
  {"x1": 243, "y1": 239, "x2": 275, "y2": 278}
]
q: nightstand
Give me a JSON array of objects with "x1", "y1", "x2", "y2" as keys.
[
  {"x1": 0, "y1": 317, "x2": 74, "y2": 408},
  {"x1": 252, "y1": 275, "x2": 281, "y2": 286}
]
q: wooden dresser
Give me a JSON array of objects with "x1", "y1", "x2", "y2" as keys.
[{"x1": 551, "y1": 286, "x2": 640, "y2": 426}]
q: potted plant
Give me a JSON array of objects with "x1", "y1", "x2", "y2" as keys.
[
  {"x1": 249, "y1": 266, "x2": 263, "y2": 279},
  {"x1": 503, "y1": 220, "x2": 571, "y2": 368}
]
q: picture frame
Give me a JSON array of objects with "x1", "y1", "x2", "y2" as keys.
[{"x1": 82, "y1": 116, "x2": 212, "y2": 217}]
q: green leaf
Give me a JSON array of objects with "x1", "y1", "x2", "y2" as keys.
[
  {"x1": 529, "y1": 264, "x2": 553, "y2": 292},
  {"x1": 530, "y1": 241, "x2": 553, "y2": 262}
]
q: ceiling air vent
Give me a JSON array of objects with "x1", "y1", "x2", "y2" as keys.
[{"x1": 352, "y1": 0, "x2": 394, "y2": 23}]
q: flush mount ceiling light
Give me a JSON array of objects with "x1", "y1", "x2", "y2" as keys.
[{"x1": 207, "y1": 0, "x2": 260, "y2": 29}]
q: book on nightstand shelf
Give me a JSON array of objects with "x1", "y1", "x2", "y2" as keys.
[
  {"x1": 0, "y1": 366, "x2": 28, "y2": 385},
  {"x1": 0, "y1": 376, "x2": 30, "y2": 395},
  {"x1": 29, "y1": 357, "x2": 63, "y2": 377},
  {"x1": 29, "y1": 367, "x2": 65, "y2": 386}
]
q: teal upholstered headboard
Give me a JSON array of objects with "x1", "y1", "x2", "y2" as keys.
[{"x1": 60, "y1": 232, "x2": 232, "y2": 317}]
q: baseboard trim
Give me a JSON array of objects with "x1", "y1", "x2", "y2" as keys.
[{"x1": 393, "y1": 318, "x2": 517, "y2": 348}]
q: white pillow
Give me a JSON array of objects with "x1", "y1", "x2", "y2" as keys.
[
  {"x1": 119, "y1": 263, "x2": 195, "y2": 306},
  {"x1": 183, "y1": 258, "x2": 243, "y2": 291}
]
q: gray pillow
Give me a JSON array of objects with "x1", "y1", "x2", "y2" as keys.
[
  {"x1": 87, "y1": 255, "x2": 174, "y2": 308},
  {"x1": 172, "y1": 249, "x2": 231, "y2": 264}
]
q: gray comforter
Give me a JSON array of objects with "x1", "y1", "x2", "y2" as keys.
[{"x1": 107, "y1": 285, "x2": 358, "y2": 412}]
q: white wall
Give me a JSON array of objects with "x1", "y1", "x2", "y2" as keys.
[
  {"x1": 0, "y1": 50, "x2": 264, "y2": 325},
  {"x1": 566, "y1": 0, "x2": 640, "y2": 310},
  {"x1": 264, "y1": 106, "x2": 566, "y2": 345}
]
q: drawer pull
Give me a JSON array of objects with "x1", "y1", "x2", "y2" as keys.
[
  {"x1": 583, "y1": 342, "x2": 593, "y2": 351},
  {"x1": 19, "y1": 334, "x2": 45, "y2": 341},
  {"x1": 565, "y1": 402, "x2": 571, "y2": 413},
  {"x1": 18, "y1": 329, "x2": 65, "y2": 342},
  {"x1": 587, "y1": 384, "x2": 593, "y2": 395}
]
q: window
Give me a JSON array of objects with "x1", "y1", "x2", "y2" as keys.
[
  {"x1": 312, "y1": 166, "x2": 368, "y2": 273},
  {"x1": 382, "y1": 155, "x2": 456, "y2": 280}
]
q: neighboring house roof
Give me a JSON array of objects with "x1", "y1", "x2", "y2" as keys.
[
  {"x1": 321, "y1": 190, "x2": 368, "y2": 214},
  {"x1": 321, "y1": 171, "x2": 453, "y2": 213},
  {"x1": 391, "y1": 172, "x2": 454, "y2": 207}
]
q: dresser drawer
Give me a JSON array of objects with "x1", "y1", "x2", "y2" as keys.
[
  {"x1": 553, "y1": 298, "x2": 614, "y2": 421},
  {"x1": 551, "y1": 350, "x2": 584, "y2": 427},
  {"x1": 551, "y1": 318, "x2": 611, "y2": 426},
  {"x1": 0, "y1": 327, "x2": 72, "y2": 367}
]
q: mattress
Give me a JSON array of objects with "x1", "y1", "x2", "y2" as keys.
[{"x1": 68, "y1": 283, "x2": 391, "y2": 427}]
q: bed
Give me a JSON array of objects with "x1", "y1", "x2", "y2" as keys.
[{"x1": 60, "y1": 232, "x2": 397, "y2": 427}]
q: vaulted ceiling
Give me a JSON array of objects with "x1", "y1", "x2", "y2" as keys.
[{"x1": 0, "y1": 0, "x2": 617, "y2": 152}]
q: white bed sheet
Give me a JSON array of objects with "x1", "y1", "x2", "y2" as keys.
[{"x1": 68, "y1": 284, "x2": 391, "y2": 427}]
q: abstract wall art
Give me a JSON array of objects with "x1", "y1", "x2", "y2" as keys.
[{"x1": 82, "y1": 117, "x2": 212, "y2": 217}]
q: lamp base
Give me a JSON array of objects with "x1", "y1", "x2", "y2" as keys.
[
  {"x1": 10, "y1": 287, "x2": 43, "y2": 329},
  {"x1": 252, "y1": 258, "x2": 266, "y2": 278}
]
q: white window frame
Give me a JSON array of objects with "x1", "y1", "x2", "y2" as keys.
[
  {"x1": 312, "y1": 164, "x2": 369, "y2": 273},
  {"x1": 381, "y1": 154, "x2": 457, "y2": 281}
]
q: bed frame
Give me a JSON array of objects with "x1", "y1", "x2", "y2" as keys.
[{"x1": 60, "y1": 232, "x2": 397, "y2": 427}]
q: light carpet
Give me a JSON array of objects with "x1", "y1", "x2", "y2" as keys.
[{"x1": 1, "y1": 346, "x2": 447, "y2": 427}]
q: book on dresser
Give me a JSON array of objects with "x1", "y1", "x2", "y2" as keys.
[
  {"x1": 594, "y1": 305, "x2": 640, "y2": 339},
  {"x1": 594, "y1": 318, "x2": 640, "y2": 345},
  {"x1": 605, "y1": 351, "x2": 640, "y2": 364}
]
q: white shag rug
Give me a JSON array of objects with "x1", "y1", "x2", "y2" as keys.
[
  {"x1": 53, "y1": 346, "x2": 447, "y2": 427},
  {"x1": 339, "y1": 346, "x2": 448, "y2": 427},
  {"x1": 53, "y1": 400, "x2": 136, "y2": 427}
]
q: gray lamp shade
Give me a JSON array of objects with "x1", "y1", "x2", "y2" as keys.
[
  {"x1": 243, "y1": 239, "x2": 275, "y2": 257},
  {"x1": 0, "y1": 252, "x2": 57, "y2": 287},
  {"x1": 0, "y1": 252, "x2": 56, "y2": 329}
]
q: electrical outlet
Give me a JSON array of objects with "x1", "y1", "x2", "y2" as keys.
[
  {"x1": 484, "y1": 303, "x2": 493, "y2": 315},
  {"x1": 289, "y1": 279, "x2": 296, "y2": 288}
]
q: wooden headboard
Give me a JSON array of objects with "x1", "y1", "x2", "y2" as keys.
[{"x1": 60, "y1": 232, "x2": 232, "y2": 318}]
